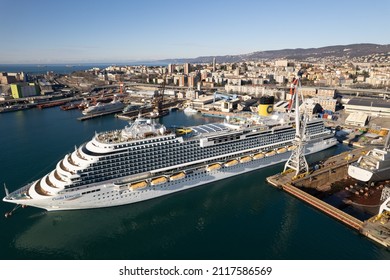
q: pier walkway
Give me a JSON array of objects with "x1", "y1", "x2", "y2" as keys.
[{"x1": 283, "y1": 182, "x2": 363, "y2": 230}]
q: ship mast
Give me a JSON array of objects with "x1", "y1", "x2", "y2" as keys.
[{"x1": 283, "y1": 71, "x2": 309, "y2": 178}]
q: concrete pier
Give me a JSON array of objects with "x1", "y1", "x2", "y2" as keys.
[{"x1": 282, "y1": 183, "x2": 363, "y2": 230}]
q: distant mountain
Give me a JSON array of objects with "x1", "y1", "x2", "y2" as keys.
[{"x1": 157, "y1": 43, "x2": 390, "y2": 64}]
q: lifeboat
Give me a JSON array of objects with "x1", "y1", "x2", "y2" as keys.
[
  {"x1": 176, "y1": 128, "x2": 192, "y2": 135},
  {"x1": 224, "y1": 159, "x2": 239, "y2": 167},
  {"x1": 253, "y1": 153, "x2": 265, "y2": 160},
  {"x1": 170, "y1": 172, "x2": 185, "y2": 181},
  {"x1": 240, "y1": 156, "x2": 252, "y2": 163},
  {"x1": 151, "y1": 176, "x2": 168, "y2": 186},
  {"x1": 277, "y1": 147, "x2": 287, "y2": 154},
  {"x1": 265, "y1": 150, "x2": 276, "y2": 157},
  {"x1": 287, "y1": 145, "x2": 297, "y2": 151},
  {"x1": 206, "y1": 163, "x2": 221, "y2": 172},
  {"x1": 129, "y1": 181, "x2": 148, "y2": 191}
]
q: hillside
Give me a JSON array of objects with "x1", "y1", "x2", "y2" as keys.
[{"x1": 158, "y1": 43, "x2": 390, "y2": 64}]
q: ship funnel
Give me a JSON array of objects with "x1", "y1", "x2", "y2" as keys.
[{"x1": 258, "y1": 96, "x2": 274, "y2": 116}]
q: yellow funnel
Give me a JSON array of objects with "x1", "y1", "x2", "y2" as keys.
[
  {"x1": 258, "y1": 104, "x2": 273, "y2": 116},
  {"x1": 258, "y1": 96, "x2": 274, "y2": 116}
]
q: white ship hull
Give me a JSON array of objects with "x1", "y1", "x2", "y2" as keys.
[
  {"x1": 6, "y1": 139, "x2": 337, "y2": 211},
  {"x1": 348, "y1": 164, "x2": 390, "y2": 182},
  {"x1": 348, "y1": 147, "x2": 390, "y2": 182},
  {"x1": 183, "y1": 107, "x2": 199, "y2": 114},
  {"x1": 82, "y1": 101, "x2": 124, "y2": 115}
]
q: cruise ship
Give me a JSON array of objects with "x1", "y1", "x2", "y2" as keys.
[
  {"x1": 3, "y1": 109, "x2": 337, "y2": 211},
  {"x1": 82, "y1": 100, "x2": 124, "y2": 115},
  {"x1": 183, "y1": 107, "x2": 199, "y2": 114}
]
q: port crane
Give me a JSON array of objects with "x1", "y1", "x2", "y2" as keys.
[{"x1": 284, "y1": 71, "x2": 309, "y2": 178}]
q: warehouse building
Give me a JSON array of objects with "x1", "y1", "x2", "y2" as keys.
[
  {"x1": 11, "y1": 82, "x2": 40, "y2": 98},
  {"x1": 344, "y1": 98, "x2": 390, "y2": 117}
]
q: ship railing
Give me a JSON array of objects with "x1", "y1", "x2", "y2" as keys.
[
  {"x1": 370, "y1": 152, "x2": 384, "y2": 161},
  {"x1": 34, "y1": 180, "x2": 51, "y2": 196},
  {"x1": 59, "y1": 159, "x2": 76, "y2": 174},
  {"x1": 96, "y1": 130, "x2": 125, "y2": 144},
  {"x1": 54, "y1": 170, "x2": 66, "y2": 182},
  {"x1": 59, "y1": 180, "x2": 110, "y2": 194},
  {"x1": 67, "y1": 155, "x2": 80, "y2": 167},
  {"x1": 7, "y1": 182, "x2": 34, "y2": 199},
  {"x1": 76, "y1": 149, "x2": 87, "y2": 160},
  {"x1": 45, "y1": 175, "x2": 59, "y2": 188}
]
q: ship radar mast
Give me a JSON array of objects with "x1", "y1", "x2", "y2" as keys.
[{"x1": 283, "y1": 70, "x2": 309, "y2": 178}]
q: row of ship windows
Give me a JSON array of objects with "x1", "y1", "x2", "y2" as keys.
[
  {"x1": 99, "y1": 126, "x2": 325, "y2": 159},
  {"x1": 110, "y1": 138, "x2": 177, "y2": 150},
  {"x1": 108, "y1": 136, "x2": 175, "y2": 149},
  {"x1": 81, "y1": 135, "x2": 297, "y2": 179},
  {"x1": 71, "y1": 129, "x2": 326, "y2": 189},
  {"x1": 77, "y1": 140, "x2": 287, "y2": 186},
  {"x1": 68, "y1": 141, "x2": 285, "y2": 190},
  {"x1": 95, "y1": 132, "x2": 296, "y2": 165},
  {"x1": 81, "y1": 188, "x2": 100, "y2": 195},
  {"x1": 80, "y1": 156, "x2": 227, "y2": 186},
  {"x1": 93, "y1": 144, "x2": 197, "y2": 164},
  {"x1": 101, "y1": 131, "x2": 301, "y2": 163},
  {"x1": 76, "y1": 128, "x2": 326, "y2": 186}
]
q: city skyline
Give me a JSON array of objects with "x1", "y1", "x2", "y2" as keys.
[{"x1": 0, "y1": 0, "x2": 389, "y2": 64}]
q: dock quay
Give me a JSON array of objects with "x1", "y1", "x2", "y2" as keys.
[
  {"x1": 35, "y1": 97, "x2": 82, "y2": 109},
  {"x1": 282, "y1": 183, "x2": 363, "y2": 230},
  {"x1": 267, "y1": 147, "x2": 390, "y2": 248}
]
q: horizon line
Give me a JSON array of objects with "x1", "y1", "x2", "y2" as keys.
[{"x1": 1, "y1": 42, "x2": 389, "y2": 65}]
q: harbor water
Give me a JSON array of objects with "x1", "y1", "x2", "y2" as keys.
[
  {"x1": 0, "y1": 63, "x2": 167, "y2": 75},
  {"x1": 0, "y1": 108, "x2": 389, "y2": 260}
]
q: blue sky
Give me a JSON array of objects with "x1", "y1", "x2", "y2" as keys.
[{"x1": 0, "y1": 0, "x2": 389, "y2": 64}]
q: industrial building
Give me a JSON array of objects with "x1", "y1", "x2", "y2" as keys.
[
  {"x1": 345, "y1": 112, "x2": 369, "y2": 127},
  {"x1": 191, "y1": 95, "x2": 215, "y2": 109},
  {"x1": 11, "y1": 82, "x2": 40, "y2": 98},
  {"x1": 344, "y1": 98, "x2": 390, "y2": 117}
]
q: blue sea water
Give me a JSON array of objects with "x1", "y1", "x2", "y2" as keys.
[
  {"x1": 0, "y1": 108, "x2": 389, "y2": 260},
  {"x1": 0, "y1": 64, "x2": 109, "y2": 75},
  {"x1": 0, "y1": 62, "x2": 167, "y2": 75}
]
